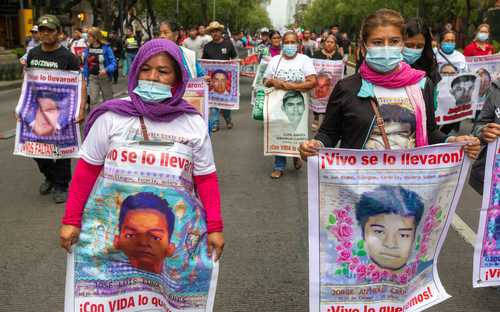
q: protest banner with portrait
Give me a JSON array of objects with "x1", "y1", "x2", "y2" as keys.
[
  {"x1": 14, "y1": 68, "x2": 82, "y2": 159},
  {"x1": 64, "y1": 141, "x2": 219, "y2": 312},
  {"x1": 308, "y1": 144, "x2": 470, "y2": 312},
  {"x1": 252, "y1": 60, "x2": 269, "y2": 89},
  {"x1": 466, "y1": 53, "x2": 500, "y2": 111},
  {"x1": 310, "y1": 60, "x2": 344, "y2": 113},
  {"x1": 264, "y1": 89, "x2": 308, "y2": 157},
  {"x1": 435, "y1": 73, "x2": 480, "y2": 125},
  {"x1": 184, "y1": 78, "x2": 209, "y2": 124},
  {"x1": 200, "y1": 59, "x2": 240, "y2": 110},
  {"x1": 473, "y1": 137, "x2": 500, "y2": 288}
]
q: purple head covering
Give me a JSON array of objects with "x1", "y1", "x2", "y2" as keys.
[{"x1": 84, "y1": 39, "x2": 199, "y2": 136}]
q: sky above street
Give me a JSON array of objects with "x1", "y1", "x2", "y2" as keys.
[{"x1": 266, "y1": 0, "x2": 289, "y2": 29}]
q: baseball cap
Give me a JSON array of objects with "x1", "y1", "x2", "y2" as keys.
[
  {"x1": 38, "y1": 15, "x2": 61, "y2": 30},
  {"x1": 260, "y1": 27, "x2": 270, "y2": 34},
  {"x1": 31, "y1": 25, "x2": 39, "y2": 32}
]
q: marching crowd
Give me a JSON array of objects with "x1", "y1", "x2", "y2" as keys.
[{"x1": 14, "y1": 6, "x2": 500, "y2": 309}]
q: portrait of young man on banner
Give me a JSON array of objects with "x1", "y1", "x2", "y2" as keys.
[
  {"x1": 308, "y1": 146, "x2": 471, "y2": 312},
  {"x1": 15, "y1": 68, "x2": 82, "y2": 158},
  {"x1": 435, "y1": 73, "x2": 480, "y2": 125},
  {"x1": 309, "y1": 59, "x2": 343, "y2": 113},
  {"x1": 264, "y1": 89, "x2": 308, "y2": 157},
  {"x1": 199, "y1": 59, "x2": 240, "y2": 110}
]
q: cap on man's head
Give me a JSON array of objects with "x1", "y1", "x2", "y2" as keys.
[
  {"x1": 260, "y1": 27, "x2": 270, "y2": 34},
  {"x1": 38, "y1": 15, "x2": 61, "y2": 30},
  {"x1": 31, "y1": 25, "x2": 39, "y2": 33}
]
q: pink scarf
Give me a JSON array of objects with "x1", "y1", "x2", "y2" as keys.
[
  {"x1": 360, "y1": 61, "x2": 428, "y2": 147},
  {"x1": 360, "y1": 61, "x2": 425, "y2": 88}
]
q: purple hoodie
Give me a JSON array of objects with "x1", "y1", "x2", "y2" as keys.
[{"x1": 84, "y1": 39, "x2": 199, "y2": 136}]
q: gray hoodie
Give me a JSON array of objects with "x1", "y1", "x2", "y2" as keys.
[{"x1": 469, "y1": 78, "x2": 500, "y2": 194}]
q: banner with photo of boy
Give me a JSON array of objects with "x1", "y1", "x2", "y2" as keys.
[
  {"x1": 14, "y1": 68, "x2": 82, "y2": 159},
  {"x1": 199, "y1": 59, "x2": 240, "y2": 110},
  {"x1": 184, "y1": 78, "x2": 209, "y2": 124},
  {"x1": 252, "y1": 60, "x2": 269, "y2": 89},
  {"x1": 473, "y1": 137, "x2": 500, "y2": 288},
  {"x1": 264, "y1": 89, "x2": 308, "y2": 157},
  {"x1": 466, "y1": 53, "x2": 500, "y2": 111},
  {"x1": 435, "y1": 73, "x2": 480, "y2": 125},
  {"x1": 308, "y1": 144, "x2": 470, "y2": 312},
  {"x1": 310, "y1": 59, "x2": 344, "y2": 113},
  {"x1": 65, "y1": 143, "x2": 218, "y2": 312}
]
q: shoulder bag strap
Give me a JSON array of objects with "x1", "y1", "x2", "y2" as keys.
[
  {"x1": 369, "y1": 98, "x2": 391, "y2": 150},
  {"x1": 438, "y1": 50, "x2": 459, "y2": 72},
  {"x1": 138, "y1": 116, "x2": 150, "y2": 142}
]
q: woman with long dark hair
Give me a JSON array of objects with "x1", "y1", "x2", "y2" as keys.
[{"x1": 404, "y1": 18, "x2": 439, "y2": 85}]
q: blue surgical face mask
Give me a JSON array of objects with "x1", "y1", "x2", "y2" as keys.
[
  {"x1": 365, "y1": 46, "x2": 403, "y2": 73},
  {"x1": 282, "y1": 44, "x2": 298, "y2": 57},
  {"x1": 82, "y1": 32, "x2": 88, "y2": 40},
  {"x1": 477, "y1": 32, "x2": 489, "y2": 42},
  {"x1": 133, "y1": 80, "x2": 173, "y2": 103},
  {"x1": 402, "y1": 47, "x2": 423, "y2": 65},
  {"x1": 441, "y1": 42, "x2": 455, "y2": 54}
]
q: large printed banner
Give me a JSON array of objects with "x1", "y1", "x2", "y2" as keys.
[
  {"x1": 199, "y1": 59, "x2": 240, "y2": 110},
  {"x1": 264, "y1": 89, "x2": 308, "y2": 157},
  {"x1": 473, "y1": 137, "x2": 500, "y2": 288},
  {"x1": 65, "y1": 142, "x2": 218, "y2": 312},
  {"x1": 184, "y1": 78, "x2": 209, "y2": 124},
  {"x1": 466, "y1": 53, "x2": 500, "y2": 110},
  {"x1": 435, "y1": 73, "x2": 480, "y2": 125},
  {"x1": 308, "y1": 144, "x2": 471, "y2": 312},
  {"x1": 14, "y1": 68, "x2": 82, "y2": 158},
  {"x1": 310, "y1": 60, "x2": 344, "y2": 113},
  {"x1": 252, "y1": 60, "x2": 269, "y2": 90}
]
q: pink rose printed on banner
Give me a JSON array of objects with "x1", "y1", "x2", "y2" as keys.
[{"x1": 326, "y1": 204, "x2": 443, "y2": 284}]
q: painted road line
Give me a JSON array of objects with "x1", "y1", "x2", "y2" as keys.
[{"x1": 452, "y1": 214, "x2": 476, "y2": 247}]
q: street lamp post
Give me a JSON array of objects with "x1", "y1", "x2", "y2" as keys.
[
  {"x1": 176, "y1": 0, "x2": 179, "y2": 17},
  {"x1": 213, "y1": 0, "x2": 216, "y2": 21}
]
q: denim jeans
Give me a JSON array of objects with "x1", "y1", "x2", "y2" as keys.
[
  {"x1": 274, "y1": 156, "x2": 287, "y2": 171},
  {"x1": 209, "y1": 107, "x2": 232, "y2": 130},
  {"x1": 125, "y1": 52, "x2": 136, "y2": 75}
]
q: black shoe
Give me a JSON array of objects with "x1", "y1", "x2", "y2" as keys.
[
  {"x1": 39, "y1": 180, "x2": 53, "y2": 195},
  {"x1": 53, "y1": 188, "x2": 68, "y2": 204}
]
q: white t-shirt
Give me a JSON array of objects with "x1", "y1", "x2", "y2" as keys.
[
  {"x1": 436, "y1": 49, "x2": 467, "y2": 73},
  {"x1": 365, "y1": 86, "x2": 416, "y2": 150},
  {"x1": 263, "y1": 53, "x2": 316, "y2": 83},
  {"x1": 183, "y1": 36, "x2": 205, "y2": 59},
  {"x1": 81, "y1": 112, "x2": 215, "y2": 176}
]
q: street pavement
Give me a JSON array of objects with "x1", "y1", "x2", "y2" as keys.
[{"x1": 0, "y1": 76, "x2": 499, "y2": 311}]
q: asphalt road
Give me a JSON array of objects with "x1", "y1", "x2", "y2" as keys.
[{"x1": 0, "y1": 77, "x2": 498, "y2": 311}]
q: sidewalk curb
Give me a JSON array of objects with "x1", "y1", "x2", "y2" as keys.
[{"x1": 0, "y1": 81, "x2": 22, "y2": 92}]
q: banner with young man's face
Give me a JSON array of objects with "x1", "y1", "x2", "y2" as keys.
[
  {"x1": 14, "y1": 68, "x2": 82, "y2": 158},
  {"x1": 200, "y1": 59, "x2": 240, "y2": 110},
  {"x1": 308, "y1": 144, "x2": 470, "y2": 312},
  {"x1": 434, "y1": 73, "x2": 480, "y2": 125},
  {"x1": 65, "y1": 142, "x2": 218, "y2": 312},
  {"x1": 466, "y1": 54, "x2": 500, "y2": 111},
  {"x1": 310, "y1": 59, "x2": 344, "y2": 113},
  {"x1": 264, "y1": 89, "x2": 309, "y2": 157},
  {"x1": 473, "y1": 137, "x2": 500, "y2": 288}
]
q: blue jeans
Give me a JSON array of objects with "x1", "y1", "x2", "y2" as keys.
[
  {"x1": 209, "y1": 108, "x2": 232, "y2": 130},
  {"x1": 125, "y1": 52, "x2": 136, "y2": 75},
  {"x1": 274, "y1": 156, "x2": 287, "y2": 171}
]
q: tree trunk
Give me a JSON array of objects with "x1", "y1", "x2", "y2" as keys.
[{"x1": 200, "y1": 0, "x2": 208, "y2": 24}]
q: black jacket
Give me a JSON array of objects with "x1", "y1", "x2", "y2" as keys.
[
  {"x1": 315, "y1": 73, "x2": 447, "y2": 148},
  {"x1": 469, "y1": 79, "x2": 500, "y2": 195}
]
